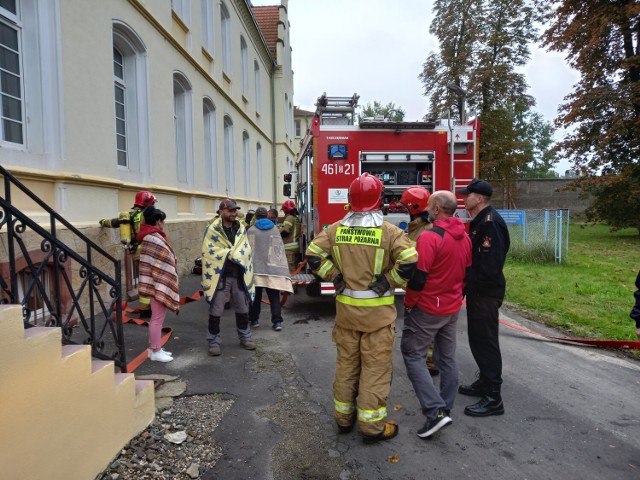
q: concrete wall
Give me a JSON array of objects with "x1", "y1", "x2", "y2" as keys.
[{"x1": 492, "y1": 179, "x2": 592, "y2": 214}]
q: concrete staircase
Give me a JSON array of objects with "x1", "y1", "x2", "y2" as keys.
[{"x1": 0, "y1": 304, "x2": 155, "y2": 480}]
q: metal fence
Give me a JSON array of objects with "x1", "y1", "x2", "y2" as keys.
[{"x1": 497, "y1": 209, "x2": 570, "y2": 264}]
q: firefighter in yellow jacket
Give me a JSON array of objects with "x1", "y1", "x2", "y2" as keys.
[
  {"x1": 279, "y1": 199, "x2": 301, "y2": 272},
  {"x1": 400, "y1": 186, "x2": 433, "y2": 242},
  {"x1": 99, "y1": 190, "x2": 157, "y2": 318},
  {"x1": 306, "y1": 173, "x2": 418, "y2": 443}
]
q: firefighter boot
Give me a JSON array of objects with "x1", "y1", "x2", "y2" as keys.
[
  {"x1": 463, "y1": 385, "x2": 505, "y2": 417},
  {"x1": 207, "y1": 315, "x2": 222, "y2": 356},
  {"x1": 362, "y1": 420, "x2": 399, "y2": 444}
]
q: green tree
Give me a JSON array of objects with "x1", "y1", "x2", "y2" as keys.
[
  {"x1": 515, "y1": 110, "x2": 559, "y2": 178},
  {"x1": 542, "y1": 1, "x2": 640, "y2": 231},
  {"x1": 420, "y1": 0, "x2": 542, "y2": 185},
  {"x1": 356, "y1": 101, "x2": 406, "y2": 123}
]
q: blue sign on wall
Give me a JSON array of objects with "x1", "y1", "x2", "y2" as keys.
[{"x1": 497, "y1": 210, "x2": 525, "y2": 225}]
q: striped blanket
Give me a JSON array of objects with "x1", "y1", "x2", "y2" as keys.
[{"x1": 138, "y1": 232, "x2": 180, "y2": 312}]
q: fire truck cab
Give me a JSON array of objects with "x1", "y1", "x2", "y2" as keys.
[{"x1": 284, "y1": 93, "x2": 478, "y2": 295}]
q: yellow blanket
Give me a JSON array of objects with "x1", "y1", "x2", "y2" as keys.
[{"x1": 201, "y1": 218, "x2": 255, "y2": 303}]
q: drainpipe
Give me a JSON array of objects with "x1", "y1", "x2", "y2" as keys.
[{"x1": 270, "y1": 72, "x2": 277, "y2": 207}]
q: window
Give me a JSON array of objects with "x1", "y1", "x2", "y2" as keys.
[
  {"x1": 254, "y1": 60, "x2": 260, "y2": 113},
  {"x1": 112, "y1": 22, "x2": 149, "y2": 172},
  {"x1": 200, "y1": 0, "x2": 214, "y2": 53},
  {"x1": 203, "y1": 98, "x2": 217, "y2": 190},
  {"x1": 113, "y1": 47, "x2": 127, "y2": 166},
  {"x1": 1, "y1": 2, "x2": 23, "y2": 145},
  {"x1": 284, "y1": 94, "x2": 290, "y2": 137},
  {"x1": 220, "y1": 2, "x2": 231, "y2": 74},
  {"x1": 240, "y1": 36, "x2": 248, "y2": 97},
  {"x1": 173, "y1": 72, "x2": 193, "y2": 184},
  {"x1": 223, "y1": 115, "x2": 234, "y2": 195},
  {"x1": 295, "y1": 119, "x2": 301, "y2": 138},
  {"x1": 256, "y1": 142, "x2": 263, "y2": 198},
  {"x1": 242, "y1": 131, "x2": 250, "y2": 195},
  {"x1": 18, "y1": 265, "x2": 53, "y2": 325},
  {"x1": 171, "y1": 0, "x2": 190, "y2": 26}
]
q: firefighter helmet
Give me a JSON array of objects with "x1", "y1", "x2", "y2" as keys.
[
  {"x1": 281, "y1": 199, "x2": 296, "y2": 214},
  {"x1": 399, "y1": 187, "x2": 430, "y2": 215},
  {"x1": 348, "y1": 173, "x2": 384, "y2": 212},
  {"x1": 133, "y1": 191, "x2": 157, "y2": 209}
]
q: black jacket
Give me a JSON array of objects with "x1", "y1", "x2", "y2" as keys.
[
  {"x1": 465, "y1": 205, "x2": 510, "y2": 299},
  {"x1": 631, "y1": 270, "x2": 640, "y2": 328}
]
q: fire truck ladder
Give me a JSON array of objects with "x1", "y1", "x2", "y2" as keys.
[{"x1": 315, "y1": 92, "x2": 359, "y2": 125}]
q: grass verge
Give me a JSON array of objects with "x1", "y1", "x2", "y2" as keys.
[{"x1": 504, "y1": 223, "x2": 639, "y2": 345}]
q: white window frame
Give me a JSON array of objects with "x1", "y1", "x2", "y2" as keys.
[
  {"x1": 0, "y1": 4, "x2": 24, "y2": 146},
  {"x1": 200, "y1": 0, "x2": 214, "y2": 54},
  {"x1": 113, "y1": 46, "x2": 128, "y2": 167},
  {"x1": 220, "y1": 2, "x2": 231, "y2": 75},
  {"x1": 223, "y1": 115, "x2": 234, "y2": 195},
  {"x1": 171, "y1": 0, "x2": 191, "y2": 26},
  {"x1": 173, "y1": 72, "x2": 194, "y2": 185},
  {"x1": 254, "y1": 60, "x2": 260, "y2": 113},
  {"x1": 112, "y1": 22, "x2": 150, "y2": 176},
  {"x1": 256, "y1": 142, "x2": 263, "y2": 198},
  {"x1": 295, "y1": 119, "x2": 301, "y2": 138},
  {"x1": 240, "y1": 36, "x2": 248, "y2": 97},
  {"x1": 203, "y1": 98, "x2": 217, "y2": 190},
  {"x1": 242, "y1": 131, "x2": 250, "y2": 195}
]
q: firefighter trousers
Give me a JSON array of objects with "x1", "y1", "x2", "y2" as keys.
[{"x1": 332, "y1": 323, "x2": 395, "y2": 437}]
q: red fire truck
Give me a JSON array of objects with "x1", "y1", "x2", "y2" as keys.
[{"x1": 284, "y1": 93, "x2": 478, "y2": 295}]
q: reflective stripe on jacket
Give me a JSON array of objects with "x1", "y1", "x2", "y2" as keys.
[{"x1": 306, "y1": 220, "x2": 417, "y2": 332}]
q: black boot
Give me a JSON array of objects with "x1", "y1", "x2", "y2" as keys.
[
  {"x1": 464, "y1": 385, "x2": 504, "y2": 417},
  {"x1": 458, "y1": 377, "x2": 489, "y2": 397}
]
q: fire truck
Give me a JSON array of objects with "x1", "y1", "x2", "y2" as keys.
[{"x1": 283, "y1": 93, "x2": 478, "y2": 296}]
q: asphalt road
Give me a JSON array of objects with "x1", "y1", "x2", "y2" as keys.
[{"x1": 133, "y1": 275, "x2": 640, "y2": 479}]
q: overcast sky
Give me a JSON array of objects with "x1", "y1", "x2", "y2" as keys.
[{"x1": 253, "y1": 0, "x2": 580, "y2": 174}]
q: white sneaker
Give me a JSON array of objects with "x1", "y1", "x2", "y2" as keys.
[
  {"x1": 148, "y1": 349, "x2": 173, "y2": 362},
  {"x1": 148, "y1": 347, "x2": 172, "y2": 356}
]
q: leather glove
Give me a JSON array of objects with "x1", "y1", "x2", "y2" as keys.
[
  {"x1": 333, "y1": 274, "x2": 346, "y2": 295},
  {"x1": 369, "y1": 274, "x2": 391, "y2": 296}
]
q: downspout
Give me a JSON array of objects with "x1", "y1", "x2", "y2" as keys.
[{"x1": 270, "y1": 71, "x2": 277, "y2": 207}]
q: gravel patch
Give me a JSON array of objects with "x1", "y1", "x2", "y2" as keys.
[{"x1": 97, "y1": 394, "x2": 233, "y2": 480}]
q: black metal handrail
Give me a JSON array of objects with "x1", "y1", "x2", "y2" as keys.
[{"x1": 0, "y1": 165, "x2": 128, "y2": 371}]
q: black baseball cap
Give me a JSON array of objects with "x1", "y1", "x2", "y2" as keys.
[
  {"x1": 217, "y1": 199, "x2": 240, "y2": 213},
  {"x1": 456, "y1": 178, "x2": 493, "y2": 197}
]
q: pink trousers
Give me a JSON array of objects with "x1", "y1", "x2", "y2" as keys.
[{"x1": 149, "y1": 298, "x2": 167, "y2": 350}]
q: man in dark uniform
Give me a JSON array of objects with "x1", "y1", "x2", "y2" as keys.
[{"x1": 456, "y1": 179, "x2": 510, "y2": 417}]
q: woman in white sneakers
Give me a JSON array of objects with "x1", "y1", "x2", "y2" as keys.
[{"x1": 137, "y1": 206, "x2": 180, "y2": 362}]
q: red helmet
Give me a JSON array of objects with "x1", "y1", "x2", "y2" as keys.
[
  {"x1": 348, "y1": 173, "x2": 384, "y2": 212},
  {"x1": 281, "y1": 199, "x2": 296, "y2": 214},
  {"x1": 133, "y1": 191, "x2": 157, "y2": 208},
  {"x1": 399, "y1": 187, "x2": 430, "y2": 214}
]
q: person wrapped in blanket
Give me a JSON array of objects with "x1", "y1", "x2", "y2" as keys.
[{"x1": 137, "y1": 206, "x2": 180, "y2": 363}]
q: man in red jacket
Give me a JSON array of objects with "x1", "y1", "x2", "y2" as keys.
[{"x1": 401, "y1": 190, "x2": 472, "y2": 439}]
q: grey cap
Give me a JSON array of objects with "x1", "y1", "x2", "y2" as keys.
[
  {"x1": 456, "y1": 178, "x2": 493, "y2": 197},
  {"x1": 217, "y1": 199, "x2": 240, "y2": 213}
]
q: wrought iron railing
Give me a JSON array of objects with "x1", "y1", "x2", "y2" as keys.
[{"x1": 0, "y1": 165, "x2": 128, "y2": 371}]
